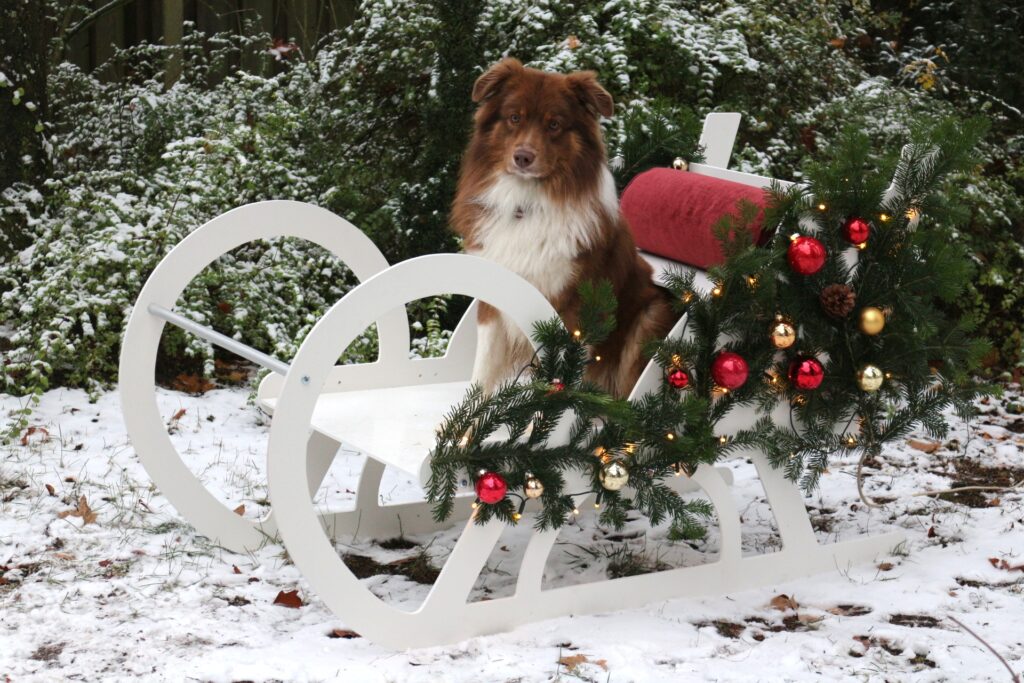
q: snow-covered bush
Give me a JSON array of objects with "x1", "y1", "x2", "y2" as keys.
[
  {"x1": 0, "y1": 27, "x2": 448, "y2": 402},
  {"x1": 1, "y1": 0, "x2": 1020, "y2": 406}
]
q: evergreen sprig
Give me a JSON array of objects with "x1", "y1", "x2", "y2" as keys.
[{"x1": 759, "y1": 117, "x2": 992, "y2": 488}]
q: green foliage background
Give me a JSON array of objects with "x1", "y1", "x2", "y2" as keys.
[{"x1": 1, "y1": 0, "x2": 1020, "y2": 403}]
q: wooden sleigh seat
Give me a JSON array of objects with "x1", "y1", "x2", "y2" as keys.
[{"x1": 119, "y1": 113, "x2": 904, "y2": 649}]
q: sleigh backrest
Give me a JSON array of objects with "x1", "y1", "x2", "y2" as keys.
[{"x1": 625, "y1": 113, "x2": 797, "y2": 289}]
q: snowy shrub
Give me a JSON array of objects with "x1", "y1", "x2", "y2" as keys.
[
  {"x1": 0, "y1": 26, "x2": 447, "y2": 403},
  {"x1": 1, "y1": 0, "x2": 1021, "y2": 407}
]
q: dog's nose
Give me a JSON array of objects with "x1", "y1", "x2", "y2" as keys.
[{"x1": 513, "y1": 147, "x2": 536, "y2": 170}]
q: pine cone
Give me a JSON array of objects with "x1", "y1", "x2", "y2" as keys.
[{"x1": 820, "y1": 283, "x2": 856, "y2": 318}]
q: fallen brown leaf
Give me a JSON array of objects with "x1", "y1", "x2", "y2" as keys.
[
  {"x1": 233, "y1": 504, "x2": 245, "y2": 516},
  {"x1": 273, "y1": 589, "x2": 303, "y2": 608},
  {"x1": 232, "y1": 565, "x2": 242, "y2": 575},
  {"x1": 20, "y1": 426, "x2": 50, "y2": 446},
  {"x1": 828, "y1": 36, "x2": 847, "y2": 49},
  {"x1": 908, "y1": 439, "x2": 940, "y2": 453},
  {"x1": 770, "y1": 594, "x2": 799, "y2": 611},
  {"x1": 170, "y1": 373, "x2": 215, "y2": 395},
  {"x1": 988, "y1": 557, "x2": 1024, "y2": 572},
  {"x1": 327, "y1": 628, "x2": 360, "y2": 639},
  {"x1": 927, "y1": 526, "x2": 937, "y2": 538},
  {"x1": 57, "y1": 496, "x2": 98, "y2": 525},
  {"x1": 559, "y1": 653, "x2": 606, "y2": 671},
  {"x1": 44, "y1": 484, "x2": 55, "y2": 496},
  {"x1": 878, "y1": 562, "x2": 894, "y2": 571},
  {"x1": 827, "y1": 604, "x2": 872, "y2": 617},
  {"x1": 52, "y1": 552, "x2": 75, "y2": 561}
]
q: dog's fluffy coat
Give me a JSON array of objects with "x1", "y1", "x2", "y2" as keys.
[{"x1": 451, "y1": 58, "x2": 675, "y2": 397}]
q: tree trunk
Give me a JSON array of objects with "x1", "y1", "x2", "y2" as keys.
[{"x1": 0, "y1": 0, "x2": 50, "y2": 193}]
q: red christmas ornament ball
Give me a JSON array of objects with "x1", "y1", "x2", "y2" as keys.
[
  {"x1": 842, "y1": 216, "x2": 870, "y2": 245},
  {"x1": 788, "y1": 357, "x2": 825, "y2": 390},
  {"x1": 475, "y1": 471, "x2": 508, "y2": 504},
  {"x1": 667, "y1": 368, "x2": 690, "y2": 389},
  {"x1": 787, "y1": 236, "x2": 827, "y2": 275},
  {"x1": 710, "y1": 352, "x2": 749, "y2": 390}
]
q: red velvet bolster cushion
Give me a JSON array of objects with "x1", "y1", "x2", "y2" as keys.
[{"x1": 620, "y1": 168, "x2": 769, "y2": 270}]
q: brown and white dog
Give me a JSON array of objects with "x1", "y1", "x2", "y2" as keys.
[{"x1": 451, "y1": 58, "x2": 676, "y2": 398}]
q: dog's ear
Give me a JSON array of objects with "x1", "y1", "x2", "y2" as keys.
[
  {"x1": 566, "y1": 71, "x2": 614, "y2": 118},
  {"x1": 472, "y1": 58, "x2": 523, "y2": 103}
]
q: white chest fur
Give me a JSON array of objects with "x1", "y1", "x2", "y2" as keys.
[{"x1": 467, "y1": 170, "x2": 617, "y2": 300}]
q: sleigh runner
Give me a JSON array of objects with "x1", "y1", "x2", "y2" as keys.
[{"x1": 119, "y1": 113, "x2": 905, "y2": 649}]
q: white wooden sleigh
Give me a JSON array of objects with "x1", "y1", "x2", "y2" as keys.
[{"x1": 119, "y1": 113, "x2": 904, "y2": 649}]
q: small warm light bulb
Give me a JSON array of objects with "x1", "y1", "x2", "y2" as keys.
[
  {"x1": 471, "y1": 501, "x2": 479, "y2": 510},
  {"x1": 884, "y1": 372, "x2": 893, "y2": 379},
  {"x1": 666, "y1": 432, "x2": 676, "y2": 441},
  {"x1": 855, "y1": 242, "x2": 867, "y2": 250},
  {"x1": 594, "y1": 355, "x2": 602, "y2": 362},
  {"x1": 624, "y1": 442, "x2": 637, "y2": 455},
  {"x1": 846, "y1": 435, "x2": 857, "y2": 446},
  {"x1": 512, "y1": 512, "x2": 522, "y2": 522},
  {"x1": 879, "y1": 212, "x2": 891, "y2": 223},
  {"x1": 572, "y1": 507, "x2": 580, "y2": 515},
  {"x1": 711, "y1": 284, "x2": 723, "y2": 297},
  {"x1": 593, "y1": 502, "x2": 601, "y2": 510},
  {"x1": 593, "y1": 446, "x2": 607, "y2": 458},
  {"x1": 573, "y1": 329, "x2": 582, "y2": 339},
  {"x1": 906, "y1": 207, "x2": 919, "y2": 220},
  {"x1": 682, "y1": 291, "x2": 694, "y2": 304},
  {"x1": 817, "y1": 202, "x2": 827, "y2": 211},
  {"x1": 746, "y1": 275, "x2": 758, "y2": 288},
  {"x1": 790, "y1": 233, "x2": 801, "y2": 242},
  {"x1": 719, "y1": 435, "x2": 729, "y2": 444}
]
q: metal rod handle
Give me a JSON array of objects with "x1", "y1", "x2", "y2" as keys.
[{"x1": 148, "y1": 303, "x2": 290, "y2": 376}]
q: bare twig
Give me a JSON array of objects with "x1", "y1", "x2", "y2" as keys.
[
  {"x1": 64, "y1": 0, "x2": 136, "y2": 41},
  {"x1": 947, "y1": 615, "x2": 1021, "y2": 683},
  {"x1": 855, "y1": 448, "x2": 884, "y2": 509},
  {"x1": 911, "y1": 479, "x2": 1024, "y2": 499}
]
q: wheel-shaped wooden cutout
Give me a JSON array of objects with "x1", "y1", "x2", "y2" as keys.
[
  {"x1": 266, "y1": 253, "x2": 560, "y2": 648},
  {"x1": 119, "y1": 200, "x2": 409, "y2": 552}
]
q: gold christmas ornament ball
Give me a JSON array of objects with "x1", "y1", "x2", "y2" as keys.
[
  {"x1": 769, "y1": 319, "x2": 797, "y2": 349},
  {"x1": 672, "y1": 157, "x2": 688, "y2": 171},
  {"x1": 857, "y1": 364, "x2": 884, "y2": 392},
  {"x1": 524, "y1": 475, "x2": 544, "y2": 499},
  {"x1": 859, "y1": 307, "x2": 886, "y2": 335},
  {"x1": 599, "y1": 461, "x2": 630, "y2": 491}
]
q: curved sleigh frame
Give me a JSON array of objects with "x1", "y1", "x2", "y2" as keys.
[{"x1": 119, "y1": 113, "x2": 904, "y2": 649}]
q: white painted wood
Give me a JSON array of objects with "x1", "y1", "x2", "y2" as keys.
[
  {"x1": 262, "y1": 380, "x2": 471, "y2": 485},
  {"x1": 120, "y1": 113, "x2": 904, "y2": 650},
  {"x1": 699, "y1": 112, "x2": 742, "y2": 168}
]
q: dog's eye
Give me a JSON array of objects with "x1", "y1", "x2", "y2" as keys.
[
  {"x1": 548, "y1": 120, "x2": 560, "y2": 131},
  {"x1": 509, "y1": 113, "x2": 521, "y2": 125}
]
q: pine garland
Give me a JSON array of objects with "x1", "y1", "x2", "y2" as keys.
[{"x1": 427, "y1": 116, "x2": 990, "y2": 533}]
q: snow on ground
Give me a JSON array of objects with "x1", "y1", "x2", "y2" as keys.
[{"x1": 1, "y1": 384, "x2": 1022, "y2": 682}]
